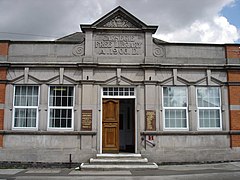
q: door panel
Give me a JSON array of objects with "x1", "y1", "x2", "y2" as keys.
[{"x1": 102, "y1": 99, "x2": 119, "y2": 152}]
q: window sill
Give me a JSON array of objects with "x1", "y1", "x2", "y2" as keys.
[
  {"x1": 140, "y1": 131, "x2": 230, "y2": 136},
  {"x1": 0, "y1": 130, "x2": 97, "y2": 136}
]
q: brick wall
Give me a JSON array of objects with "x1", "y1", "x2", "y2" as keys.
[
  {"x1": 227, "y1": 45, "x2": 240, "y2": 147},
  {"x1": 0, "y1": 67, "x2": 7, "y2": 147},
  {"x1": 0, "y1": 109, "x2": 3, "y2": 147},
  {"x1": 226, "y1": 46, "x2": 240, "y2": 59},
  {"x1": 228, "y1": 70, "x2": 240, "y2": 147},
  {"x1": 0, "y1": 43, "x2": 9, "y2": 56},
  {"x1": 231, "y1": 135, "x2": 240, "y2": 147},
  {"x1": 0, "y1": 42, "x2": 8, "y2": 148}
]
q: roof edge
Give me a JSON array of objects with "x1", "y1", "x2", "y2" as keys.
[{"x1": 80, "y1": 6, "x2": 158, "y2": 33}]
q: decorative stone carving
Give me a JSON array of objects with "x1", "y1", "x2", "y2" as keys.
[
  {"x1": 94, "y1": 33, "x2": 144, "y2": 56},
  {"x1": 145, "y1": 110, "x2": 156, "y2": 131},
  {"x1": 103, "y1": 15, "x2": 136, "y2": 28},
  {"x1": 72, "y1": 44, "x2": 84, "y2": 56},
  {"x1": 153, "y1": 45, "x2": 165, "y2": 57}
]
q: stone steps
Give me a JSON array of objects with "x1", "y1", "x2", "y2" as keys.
[
  {"x1": 80, "y1": 163, "x2": 158, "y2": 170},
  {"x1": 80, "y1": 153, "x2": 158, "y2": 171}
]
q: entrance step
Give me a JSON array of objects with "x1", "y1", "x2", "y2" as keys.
[
  {"x1": 80, "y1": 153, "x2": 158, "y2": 171},
  {"x1": 90, "y1": 157, "x2": 148, "y2": 164},
  {"x1": 80, "y1": 163, "x2": 158, "y2": 171}
]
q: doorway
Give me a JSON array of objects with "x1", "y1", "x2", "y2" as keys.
[{"x1": 102, "y1": 99, "x2": 135, "y2": 153}]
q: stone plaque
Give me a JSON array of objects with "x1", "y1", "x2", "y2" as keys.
[
  {"x1": 94, "y1": 33, "x2": 144, "y2": 56},
  {"x1": 81, "y1": 110, "x2": 92, "y2": 131},
  {"x1": 145, "y1": 110, "x2": 156, "y2": 131}
]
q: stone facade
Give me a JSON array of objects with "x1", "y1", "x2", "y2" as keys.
[{"x1": 0, "y1": 6, "x2": 240, "y2": 164}]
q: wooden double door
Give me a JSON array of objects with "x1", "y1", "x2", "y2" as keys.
[{"x1": 102, "y1": 99, "x2": 135, "y2": 153}]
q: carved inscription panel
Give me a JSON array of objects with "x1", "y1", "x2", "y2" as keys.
[
  {"x1": 94, "y1": 33, "x2": 144, "y2": 56},
  {"x1": 81, "y1": 110, "x2": 92, "y2": 131}
]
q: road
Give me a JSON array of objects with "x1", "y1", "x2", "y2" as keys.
[{"x1": 0, "y1": 162, "x2": 240, "y2": 180}]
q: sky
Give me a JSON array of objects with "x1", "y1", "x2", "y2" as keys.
[{"x1": 0, "y1": 0, "x2": 239, "y2": 43}]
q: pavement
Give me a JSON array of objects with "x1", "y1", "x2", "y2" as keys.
[{"x1": 0, "y1": 162, "x2": 240, "y2": 180}]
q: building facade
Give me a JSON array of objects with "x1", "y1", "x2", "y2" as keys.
[{"x1": 0, "y1": 6, "x2": 240, "y2": 164}]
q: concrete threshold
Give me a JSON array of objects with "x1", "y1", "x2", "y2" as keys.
[{"x1": 96, "y1": 153, "x2": 142, "y2": 158}]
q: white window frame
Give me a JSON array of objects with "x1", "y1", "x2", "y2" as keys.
[
  {"x1": 47, "y1": 86, "x2": 75, "y2": 131},
  {"x1": 12, "y1": 85, "x2": 39, "y2": 130},
  {"x1": 102, "y1": 86, "x2": 136, "y2": 99},
  {"x1": 162, "y1": 86, "x2": 189, "y2": 131},
  {"x1": 196, "y1": 86, "x2": 222, "y2": 131}
]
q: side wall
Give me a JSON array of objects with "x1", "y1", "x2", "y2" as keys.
[
  {"x1": 0, "y1": 42, "x2": 8, "y2": 147},
  {"x1": 226, "y1": 45, "x2": 240, "y2": 147}
]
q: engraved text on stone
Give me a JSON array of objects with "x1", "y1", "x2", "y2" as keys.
[{"x1": 94, "y1": 33, "x2": 144, "y2": 56}]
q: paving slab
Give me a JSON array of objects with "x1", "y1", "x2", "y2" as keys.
[
  {"x1": 0, "y1": 169, "x2": 25, "y2": 175},
  {"x1": 25, "y1": 169, "x2": 61, "y2": 174},
  {"x1": 230, "y1": 162, "x2": 240, "y2": 167},
  {"x1": 13, "y1": 172, "x2": 240, "y2": 180},
  {"x1": 69, "y1": 170, "x2": 132, "y2": 175},
  {"x1": 158, "y1": 163, "x2": 240, "y2": 171}
]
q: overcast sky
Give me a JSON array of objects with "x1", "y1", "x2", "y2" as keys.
[{"x1": 0, "y1": 0, "x2": 239, "y2": 43}]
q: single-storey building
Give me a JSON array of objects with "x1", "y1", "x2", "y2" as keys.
[{"x1": 0, "y1": 6, "x2": 240, "y2": 166}]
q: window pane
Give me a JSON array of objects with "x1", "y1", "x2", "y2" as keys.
[
  {"x1": 49, "y1": 109, "x2": 72, "y2": 128},
  {"x1": 49, "y1": 86, "x2": 73, "y2": 107},
  {"x1": 14, "y1": 86, "x2": 38, "y2": 106},
  {"x1": 15, "y1": 96, "x2": 20, "y2": 106},
  {"x1": 14, "y1": 108, "x2": 37, "y2": 128},
  {"x1": 102, "y1": 87, "x2": 135, "y2": 96},
  {"x1": 21, "y1": 86, "x2": 27, "y2": 95},
  {"x1": 199, "y1": 109, "x2": 220, "y2": 128},
  {"x1": 165, "y1": 109, "x2": 187, "y2": 128},
  {"x1": 197, "y1": 87, "x2": 220, "y2": 107},
  {"x1": 15, "y1": 86, "x2": 21, "y2": 95},
  {"x1": 163, "y1": 87, "x2": 187, "y2": 107}
]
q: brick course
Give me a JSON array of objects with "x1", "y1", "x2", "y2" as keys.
[
  {"x1": 226, "y1": 46, "x2": 240, "y2": 59},
  {"x1": 228, "y1": 70, "x2": 240, "y2": 82},
  {"x1": 228, "y1": 86, "x2": 240, "y2": 105},
  {"x1": 231, "y1": 135, "x2": 240, "y2": 147},
  {"x1": 0, "y1": 84, "x2": 6, "y2": 104},
  {"x1": 0, "y1": 68, "x2": 7, "y2": 80},
  {"x1": 0, "y1": 109, "x2": 4, "y2": 130},
  {"x1": 230, "y1": 111, "x2": 240, "y2": 130},
  {"x1": 0, "y1": 135, "x2": 2, "y2": 147},
  {"x1": 0, "y1": 43, "x2": 8, "y2": 56}
]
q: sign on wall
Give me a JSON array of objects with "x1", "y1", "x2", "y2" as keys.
[
  {"x1": 145, "y1": 110, "x2": 156, "y2": 131},
  {"x1": 94, "y1": 33, "x2": 144, "y2": 56},
  {"x1": 81, "y1": 110, "x2": 92, "y2": 131}
]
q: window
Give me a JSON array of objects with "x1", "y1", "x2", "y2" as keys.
[
  {"x1": 163, "y1": 87, "x2": 188, "y2": 130},
  {"x1": 48, "y1": 86, "x2": 74, "y2": 129},
  {"x1": 102, "y1": 87, "x2": 135, "y2": 97},
  {"x1": 13, "y1": 86, "x2": 39, "y2": 129},
  {"x1": 197, "y1": 87, "x2": 221, "y2": 129}
]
